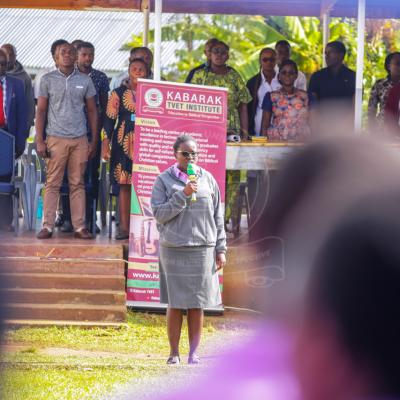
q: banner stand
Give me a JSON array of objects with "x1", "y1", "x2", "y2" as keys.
[{"x1": 127, "y1": 79, "x2": 228, "y2": 312}]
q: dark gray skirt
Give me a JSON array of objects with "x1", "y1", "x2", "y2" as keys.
[{"x1": 159, "y1": 245, "x2": 221, "y2": 309}]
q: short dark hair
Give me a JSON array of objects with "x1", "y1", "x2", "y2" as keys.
[
  {"x1": 205, "y1": 38, "x2": 219, "y2": 49},
  {"x1": 275, "y1": 40, "x2": 291, "y2": 49},
  {"x1": 50, "y1": 39, "x2": 68, "y2": 56},
  {"x1": 130, "y1": 46, "x2": 153, "y2": 57},
  {"x1": 385, "y1": 52, "x2": 400, "y2": 75},
  {"x1": 327, "y1": 40, "x2": 347, "y2": 56},
  {"x1": 259, "y1": 47, "x2": 276, "y2": 61},
  {"x1": 71, "y1": 39, "x2": 84, "y2": 48},
  {"x1": 173, "y1": 135, "x2": 197, "y2": 152},
  {"x1": 77, "y1": 41, "x2": 95, "y2": 52},
  {"x1": 279, "y1": 59, "x2": 298, "y2": 74}
]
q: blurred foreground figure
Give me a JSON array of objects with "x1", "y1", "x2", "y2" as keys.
[
  {"x1": 121, "y1": 136, "x2": 400, "y2": 400},
  {"x1": 296, "y1": 194, "x2": 400, "y2": 400}
]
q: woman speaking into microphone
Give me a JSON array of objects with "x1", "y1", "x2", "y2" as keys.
[{"x1": 151, "y1": 135, "x2": 226, "y2": 365}]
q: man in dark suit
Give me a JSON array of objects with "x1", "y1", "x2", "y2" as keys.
[{"x1": 0, "y1": 49, "x2": 28, "y2": 231}]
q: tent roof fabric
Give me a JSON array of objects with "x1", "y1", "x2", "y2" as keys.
[
  {"x1": 1, "y1": 0, "x2": 399, "y2": 18},
  {"x1": 148, "y1": 0, "x2": 400, "y2": 18},
  {"x1": 0, "y1": 9, "x2": 184, "y2": 74}
]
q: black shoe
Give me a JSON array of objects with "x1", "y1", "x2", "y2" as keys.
[
  {"x1": 88, "y1": 224, "x2": 101, "y2": 234},
  {"x1": 115, "y1": 230, "x2": 129, "y2": 240},
  {"x1": 60, "y1": 220, "x2": 73, "y2": 233},
  {"x1": 55, "y1": 214, "x2": 64, "y2": 227}
]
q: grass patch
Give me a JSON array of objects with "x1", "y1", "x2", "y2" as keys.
[
  {"x1": 2, "y1": 312, "x2": 224, "y2": 356},
  {"x1": 19, "y1": 347, "x2": 37, "y2": 354},
  {"x1": 1, "y1": 366, "x2": 170, "y2": 400},
  {"x1": 0, "y1": 311, "x2": 254, "y2": 400},
  {"x1": 3, "y1": 313, "x2": 173, "y2": 355}
]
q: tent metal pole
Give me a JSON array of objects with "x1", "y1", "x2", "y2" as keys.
[
  {"x1": 355, "y1": 0, "x2": 366, "y2": 132},
  {"x1": 322, "y1": 12, "x2": 330, "y2": 67},
  {"x1": 154, "y1": 0, "x2": 162, "y2": 81},
  {"x1": 143, "y1": 6, "x2": 150, "y2": 47}
]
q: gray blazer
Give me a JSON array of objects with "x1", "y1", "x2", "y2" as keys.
[{"x1": 151, "y1": 166, "x2": 227, "y2": 254}]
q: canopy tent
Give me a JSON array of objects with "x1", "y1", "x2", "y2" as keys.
[
  {"x1": 148, "y1": 0, "x2": 399, "y2": 130},
  {"x1": 2, "y1": 0, "x2": 399, "y2": 18},
  {"x1": 149, "y1": 0, "x2": 400, "y2": 19},
  {"x1": 2, "y1": 0, "x2": 400, "y2": 129}
]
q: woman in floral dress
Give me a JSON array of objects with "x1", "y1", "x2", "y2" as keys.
[
  {"x1": 261, "y1": 60, "x2": 312, "y2": 141},
  {"x1": 368, "y1": 52, "x2": 400, "y2": 130},
  {"x1": 191, "y1": 40, "x2": 252, "y2": 234},
  {"x1": 102, "y1": 58, "x2": 150, "y2": 239}
]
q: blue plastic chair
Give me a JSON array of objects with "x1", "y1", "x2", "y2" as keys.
[{"x1": 0, "y1": 128, "x2": 19, "y2": 235}]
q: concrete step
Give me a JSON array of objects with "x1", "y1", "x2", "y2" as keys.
[
  {"x1": 0, "y1": 243, "x2": 123, "y2": 259},
  {"x1": 3, "y1": 319, "x2": 127, "y2": 328},
  {"x1": 0, "y1": 258, "x2": 125, "y2": 275},
  {"x1": 0, "y1": 273, "x2": 125, "y2": 291},
  {"x1": 3, "y1": 303, "x2": 126, "y2": 322},
  {"x1": 1, "y1": 288, "x2": 126, "y2": 305}
]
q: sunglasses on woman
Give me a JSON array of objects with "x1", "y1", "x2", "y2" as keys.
[
  {"x1": 262, "y1": 57, "x2": 276, "y2": 63},
  {"x1": 176, "y1": 151, "x2": 199, "y2": 158}
]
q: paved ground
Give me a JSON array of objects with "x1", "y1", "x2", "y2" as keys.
[{"x1": 110, "y1": 323, "x2": 256, "y2": 400}]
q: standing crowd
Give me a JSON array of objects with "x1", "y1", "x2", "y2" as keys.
[{"x1": 0, "y1": 37, "x2": 399, "y2": 237}]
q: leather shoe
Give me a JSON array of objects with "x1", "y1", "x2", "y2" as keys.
[
  {"x1": 37, "y1": 228, "x2": 53, "y2": 239},
  {"x1": 74, "y1": 229, "x2": 93, "y2": 240},
  {"x1": 115, "y1": 230, "x2": 129, "y2": 240}
]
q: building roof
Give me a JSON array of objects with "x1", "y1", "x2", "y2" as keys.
[{"x1": 0, "y1": 8, "x2": 184, "y2": 75}]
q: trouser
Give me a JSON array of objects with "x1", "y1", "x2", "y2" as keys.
[
  {"x1": 225, "y1": 170, "x2": 241, "y2": 224},
  {"x1": 62, "y1": 140, "x2": 100, "y2": 226},
  {"x1": 43, "y1": 135, "x2": 89, "y2": 231}
]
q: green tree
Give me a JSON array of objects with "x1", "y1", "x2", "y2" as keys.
[
  {"x1": 125, "y1": 14, "x2": 395, "y2": 119},
  {"x1": 125, "y1": 15, "x2": 285, "y2": 81}
]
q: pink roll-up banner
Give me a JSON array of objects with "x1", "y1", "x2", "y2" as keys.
[{"x1": 127, "y1": 79, "x2": 228, "y2": 310}]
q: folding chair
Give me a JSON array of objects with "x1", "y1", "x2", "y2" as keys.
[
  {"x1": 233, "y1": 182, "x2": 251, "y2": 239},
  {"x1": 84, "y1": 161, "x2": 98, "y2": 236},
  {"x1": 108, "y1": 183, "x2": 120, "y2": 239},
  {"x1": 98, "y1": 160, "x2": 109, "y2": 228},
  {"x1": 20, "y1": 143, "x2": 38, "y2": 230},
  {"x1": 0, "y1": 129, "x2": 19, "y2": 236}
]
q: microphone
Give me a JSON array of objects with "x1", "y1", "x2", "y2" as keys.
[{"x1": 187, "y1": 163, "x2": 197, "y2": 202}]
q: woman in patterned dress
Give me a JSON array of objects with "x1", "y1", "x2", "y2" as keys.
[
  {"x1": 102, "y1": 58, "x2": 150, "y2": 239},
  {"x1": 261, "y1": 60, "x2": 312, "y2": 141},
  {"x1": 191, "y1": 41, "x2": 252, "y2": 234},
  {"x1": 368, "y1": 52, "x2": 400, "y2": 130}
]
